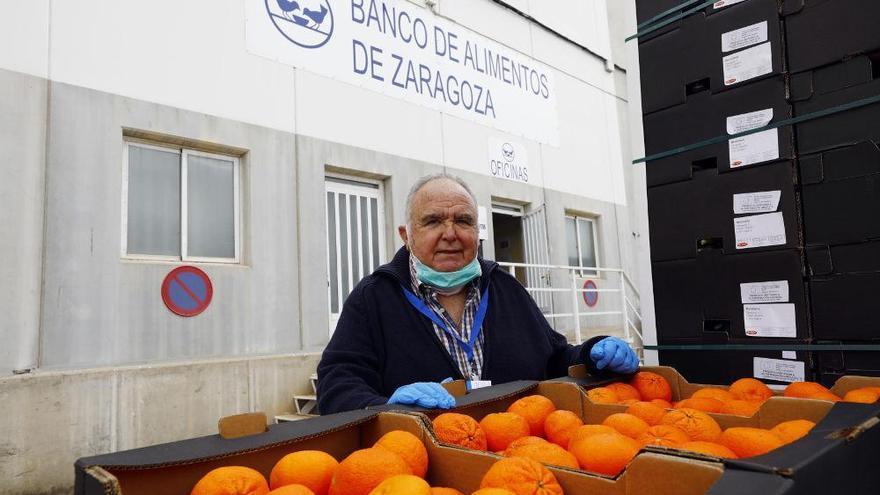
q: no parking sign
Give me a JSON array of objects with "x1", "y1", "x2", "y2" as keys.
[
  {"x1": 162, "y1": 266, "x2": 213, "y2": 317},
  {"x1": 582, "y1": 279, "x2": 599, "y2": 307}
]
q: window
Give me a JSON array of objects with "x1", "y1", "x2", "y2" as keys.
[
  {"x1": 325, "y1": 175, "x2": 386, "y2": 333},
  {"x1": 565, "y1": 215, "x2": 599, "y2": 276},
  {"x1": 122, "y1": 142, "x2": 240, "y2": 263}
]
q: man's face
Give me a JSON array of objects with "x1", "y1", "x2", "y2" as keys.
[{"x1": 400, "y1": 179, "x2": 479, "y2": 272}]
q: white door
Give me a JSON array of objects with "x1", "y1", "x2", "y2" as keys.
[
  {"x1": 325, "y1": 176, "x2": 386, "y2": 334},
  {"x1": 523, "y1": 206, "x2": 554, "y2": 314}
]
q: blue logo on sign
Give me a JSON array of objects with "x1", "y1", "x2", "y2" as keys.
[{"x1": 266, "y1": 0, "x2": 334, "y2": 49}]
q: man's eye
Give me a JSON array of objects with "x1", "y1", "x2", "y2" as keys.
[
  {"x1": 425, "y1": 219, "x2": 440, "y2": 225},
  {"x1": 457, "y1": 218, "x2": 475, "y2": 225}
]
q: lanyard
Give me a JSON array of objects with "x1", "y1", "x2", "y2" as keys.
[{"x1": 402, "y1": 284, "x2": 490, "y2": 363}]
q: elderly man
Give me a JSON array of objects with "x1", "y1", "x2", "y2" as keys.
[{"x1": 316, "y1": 174, "x2": 638, "y2": 414}]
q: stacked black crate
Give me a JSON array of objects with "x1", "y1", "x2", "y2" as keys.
[
  {"x1": 783, "y1": 0, "x2": 880, "y2": 385},
  {"x1": 637, "y1": 0, "x2": 813, "y2": 384}
]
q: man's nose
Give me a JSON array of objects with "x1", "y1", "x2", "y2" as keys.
[{"x1": 441, "y1": 220, "x2": 457, "y2": 240}]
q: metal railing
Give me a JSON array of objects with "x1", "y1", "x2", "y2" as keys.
[{"x1": 497, "y1": 262, "x2": 644, "y2": 356}]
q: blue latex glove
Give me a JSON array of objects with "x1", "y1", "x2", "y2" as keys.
[
  {"x1": 387, "y1": 382, "x2": 456, "y2": 409},
  {"x1": 589, "y1": 337, "x2": 639, "y2": 374}
]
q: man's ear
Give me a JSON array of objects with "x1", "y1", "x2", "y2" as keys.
[{"x1": 398, "y1": 225, "x2": 409, "y2": 247}]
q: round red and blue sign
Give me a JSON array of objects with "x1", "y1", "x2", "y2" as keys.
[
  {"x1": 582, "y1": 279, "x2": 599, "y2": 307},
  {"x1": 162, "y1": 266, "x2": 213, "y2": 317}
]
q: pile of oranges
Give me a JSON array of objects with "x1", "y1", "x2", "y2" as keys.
[
  {"x1": 587, "y1": 371, "x2": 880, "y2": 415},
  {"x1": 431, "y1": 372, "x2": 864, "y2": 477},
  {"x1": 189, "y1": 428, "x2": 560, "y2": 495}
]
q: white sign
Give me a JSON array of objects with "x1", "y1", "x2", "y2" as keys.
[
  {"x1": 754, "y1": 357, "x2": 806, "y2": 383},
  {"x1": 477, "y1": 206, "x2": 488, "y2": 240},
  {"x1": 714, "y1": 0, "x2": 750, "y2": 9},
  {"x1": 733, "y1": 190, "x2": 781, "y2": 214},
  {"x1": 723, "y1": 41, "x2": 773, "y2": 86},
  {"x1": 722, "y1": 21, "x2": 768, "y2": 53},
  {"x1": 740, "y1": 280, "x2": 789, "y2": 304},
  {"x1": 727, "y1": 108, "x2": 773, "y2": 135},
  {"x1": 729, "y1": 128, "x2": 779, "y2": 168},
  {"x1": 782, "y1": 351, "x2": 797, "y2": 359},
  {"x1": 487, "y1": 138, "x2": 529, "y2": 184},
  {"x1": 734, "y1": 212, "x2": 786, "y2": 249},
  {"x1": 246, "y1": 0, "x2": 560, "y2": 145},
  {"x1": 744, "y1": 303, "x2": 797, "y2": 338}
]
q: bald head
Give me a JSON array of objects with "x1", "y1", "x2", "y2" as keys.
[{"x1": 399, "y1": 174, "x2": 479, "y2": 272}]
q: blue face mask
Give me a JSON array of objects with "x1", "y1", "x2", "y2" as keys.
[{"x1": 413, "y1": 254, "x2": 482, "y2": 295}]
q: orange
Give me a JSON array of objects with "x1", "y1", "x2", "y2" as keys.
[
  {"x1": 191, "y1": 466, "x2": 270, "y2": 495},
  {"x1": 433, "y1": 413, "x2": 488, "y2": 450},
  {"x1": 430, "y1": 488, "x2": 464, "y2": 495},
  {"x1": 678, "y1": 441, "x2": 737, "y2": 459},
  {"x1": 503, "y1": 436, "x2": 547, "y2": 454},
  {"x1": 784, "y1": 382, "x2": 831, "y2": 399},
  {"x1": 270, "y1": 451, "x2": 338, "y2": 494},
  {"x1": 719, "y1": 428, "x2": 784, "y2": 458},
  {"x1": 505, "y1": 442, "x2": 579, "y2": 469},
  {"x1": 770, "y1": 420, "x2": 815, "y2": 444},
  {"x1": 842, "y1": 388, "x2": 880, "y2": 404},
  {"x1": 543, "y1": 410, "x2": 584, "y2": 448},
  {"x1": 660, "y1": 409, "x2": 721, "y2": 442},
  {"x1": 479, "y1": 457, "x2": 563, "y2": 495},
  {"x1": 507, "y1": 395, "x2": 557, "y2": 437},
  {"x1": 691, "y1": 388, "x2": 734, "y2": 403},
  {"x1": 268, "y1": 486, "x2": 316, "y2": 495},
  {"x1": 375, "y1": 430, "x2": 429, "y2": 478},
  {"x1": 636, "y1": 425, "x2": 690, "y2": 448},
  {"x1": 367, "y1": 475, "x2": 431, "y2": 495},
  {"x1": 728, "y1": 378, "x2": 773, "y2": 403},
  {"x1": 568, "y1": 424, "x2": 620, "y2": 447},
  {"x1": 328, "y1": 447, "x2": 411, "y2": 495},
  {"x1": 719, "y1": 400, "x2": 762, "y2": 417},
  {"x1": 472, "y1": 490, "x2": 517, "y2": 495},
  {"x1": 626, "y1": 401, "x2": 666, "y2": 426},
  {"x1": 602, "y1": 413, "x2": 650, "y2": 439},
  {"x1": 650, "y1": 399, "x2": 673, "y2": 409},
  {"x1": 586, "y1": 387, "x2": 619, "y2": 404},
  {"x1": 674, "y1": 397, "x2": 725, "y2": 414},
  {"x1": 805, "y1": 390, "x2": 841, "y2": 402},
  {"x1": 607, "y1": 382, "x2": 642, "y2": 402},
  {"x1": 568, "y1": 433, "x2": 640, "y2": 477},
  {"x1": 630, "y1": 372, "x2": 672, "y2": 402},
  {"x1": 480, "y1": 413, "x2": 532, "y2": 452}
]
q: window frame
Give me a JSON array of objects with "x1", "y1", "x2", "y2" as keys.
[
  {"x1": 565, "y1": 214, "x2": 600, "y2": 277},
  {"x1": 324, "y1": 173, "x2": 387, "y2": 335},
  {"x1": 121, "y1": 141, "x2": 241, "y2": 264}
]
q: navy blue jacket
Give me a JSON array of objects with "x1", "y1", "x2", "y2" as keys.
[{"x1": 316, "y1": 247, "x2": 608, "y2": 414}]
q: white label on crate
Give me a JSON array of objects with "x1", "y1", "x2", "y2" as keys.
[
  {"x1": 729, "y1": 128, "x2": 779, "y2": 168},
  {"x1": 727, "y1": 108, "x2": 774, "y2": 134},
  {"x1": 722, "y1": 21, "x2": 769, "y2": 53},
  {"x1": 734, "y1": 212, "x2": 786, "y2": 249},
  {"x1": 754, "y1": 357, "x2": 806, "y2": 382},
  {"x1": 733, "y1": 190, "x2": 782, "y2": 214},
  {"x1": 782, "y1": 351, "x2": 797, "y2": 359},
  {"x1": 723, "y1": 42, "x2": 773, "y2": 86},
  {"x1": 740, "y1": 280, "x2": 790, "y2": 304},
  {"x1": 714, "y1": 0, "x2": 750, "y2": 9},
  {"x1": 744, "y1": 303, "x2": 797, "y2": 338}
]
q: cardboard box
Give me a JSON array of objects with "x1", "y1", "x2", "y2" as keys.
[
  {"x1": 791, "y1": 54, "x2": 880, "y2": 156},
  {"x1": 782, "y1": 0, "x2": 880, "y2": 74},
  {"x1": 638, "y1": 0, "x2": 784, "y2": 114},
  {"x1": 75, "y1": 407, "x2": 728, "y2": 495},
  {"x1": 800, "y1": 142, "x2": 880, "y2": 248},
  {"x1": 658, "y1": 349, "x2": 814, "y2": 387},
  {"x1": 648, "y1": 160, "x2": 801, "y2": 262},
  {"x1": 807, "y1": 240, "x2": 880, "y2": 341},
  {"x1": 652, "y1": 250, "x2": 810, "y2": 343},
  {"x1": 643, "y1": 76, "x2": 793, "y2": 187},
  {"x1": 814, "y1": 350, "x2": 880, "y2": 387}
]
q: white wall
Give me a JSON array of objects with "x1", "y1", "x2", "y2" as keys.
[{"x1": 0, "y1": 0, "x2": 629, "y2": 206}]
